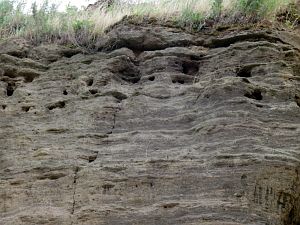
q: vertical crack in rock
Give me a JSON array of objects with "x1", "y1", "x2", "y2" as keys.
[
  {"x1": 107, "y1": 107, "x2": 119, "y2": 135},
  {"x1": 105, "y1": 107, "x2": 120, "y2": 146},
  {"x1": 71, "y1": 166, "x2": 79, "y2": 223},
  {"x1": 112, "y1": 111, "x2": 116, "y2": 131}
]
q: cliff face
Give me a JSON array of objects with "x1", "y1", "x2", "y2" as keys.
[{"x1": 0, "y1": 21, "x2": 300, "y2": 225}]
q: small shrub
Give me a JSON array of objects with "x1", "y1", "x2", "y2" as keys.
[
  {"x1": 72, "y1": 19, "x2": 97, "y2": 48},
  {"x1": 73, "y1": 19, "x2": 92, "y2": 32},
  {"x1": 282, "y1": 2, "x2": 300, "y2": 28}
]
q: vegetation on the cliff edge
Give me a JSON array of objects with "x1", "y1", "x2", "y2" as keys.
[{"x1": 0, "y1": 0, "x2": 299, "y2": 47}]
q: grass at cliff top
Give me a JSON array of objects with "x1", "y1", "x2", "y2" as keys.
[{"x1": 0, "y1": 0, "x2": 298, "y2": 48}]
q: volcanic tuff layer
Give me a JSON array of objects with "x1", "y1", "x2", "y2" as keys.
[{"x1": 0, "y1": 21, "x2": 300, "y2": 225}]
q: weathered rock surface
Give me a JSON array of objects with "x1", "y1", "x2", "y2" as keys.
[{"x1": 0, "y1": 22, "x2": 300, "y2": 225}]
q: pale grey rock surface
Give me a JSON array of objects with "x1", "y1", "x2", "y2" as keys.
[{"x1": 0, "y1": 22, "x2": 300, "y2": 225}]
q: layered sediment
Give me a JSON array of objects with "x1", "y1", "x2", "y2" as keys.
[{"x1": 0, "y1": 21, "x2": 300, "y2": 225}]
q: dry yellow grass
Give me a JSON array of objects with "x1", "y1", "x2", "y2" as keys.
[{"x1": 0, "y1": 0, "x2": 298, "y2": 46}]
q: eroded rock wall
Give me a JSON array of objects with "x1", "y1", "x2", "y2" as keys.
[{"x1": 0, "y1": 23, "x2": 300, "y2": 225}]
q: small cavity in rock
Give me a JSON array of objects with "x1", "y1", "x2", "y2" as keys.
[
  {"x1": 148, "y1": 76, "x2": 155, "y2": 81},
  {"x1": 86, "y1": 78, "x2": 94, "y2": 86},
  {"x1": 7, "y1": 83, "x2": 15, "y2": 96},
  {"x1": 47, "y1": 101, "x2": 66, "y2": 110},
  {"x1": 182, "y1": 61, "x2": 199, "y2": 75},
  {"x1": 22, "y1": 106, "x2": 31, "y2": 112},
  {"x1": 172, "y1": 79, "x2": 185, "y2": 84},
  {"x1": 295, "y1": 95, "x2": 300, "y2": 107},
  {"x1": 245, "y1": 89, "x2": 263, "y2": 101},
  {"x1": 237, "y1": 67, "x2": 252, "y2": 78},
  {"x1": 89, "y1": 89, "x2": 98, "y2": 95}
]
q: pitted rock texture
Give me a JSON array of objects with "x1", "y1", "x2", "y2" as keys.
[{"x1": 0, "y1": 23, "x2": 300, "y2": 225}]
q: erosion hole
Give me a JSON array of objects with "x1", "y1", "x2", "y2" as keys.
[
  {"x1": 172, "y1": 79, "x2": 185, "y2": 84},
  {"x1": 102, "y1": 184, "x2": 115, "y2": 191},
  {"x1": 24, "y1": 75, "x2": 36, "y2": 83},
  {"x1": 22, "y1": 106, "x2": 31, "y2": 112},
  {"x1": 237, "y1": 66, "x2": 252, "y2": 77},
  {"x1": 89, "y1": 89, "x2": 98, "y2": 95},
  {"x1": 88, "y1": 154, "x2": 97, "y2": 163},
  {"x1": 47, "y1": 101, "x2": 66, "y2": 110},
  {"x1": 148, "y1": 76, "x2": 155, "y2": 81},
  {"x1": 6, "y1": 83, "x2": 15, "y2": 96},
  {"x1": 63, "y1": 90, "x2": 68, "y2": 95},
  {"x1": 162, "y1": 203, "x2": 179, "y2": 209},
  {"x1": 244, "y1": 89, "x2": 263, "y2": 101},
  {"x1": 295, "y1": 95, "x2": 300, "y2": 107},
  {"x1": 86, "y1": 78, "x2": 94, "y2": 86},
  {"x1": 2, "y1": 105, "x2": 7, "y2": 110},
  {"x1": 182, "y1": 61, "x2": 199, "y2": 75}
]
